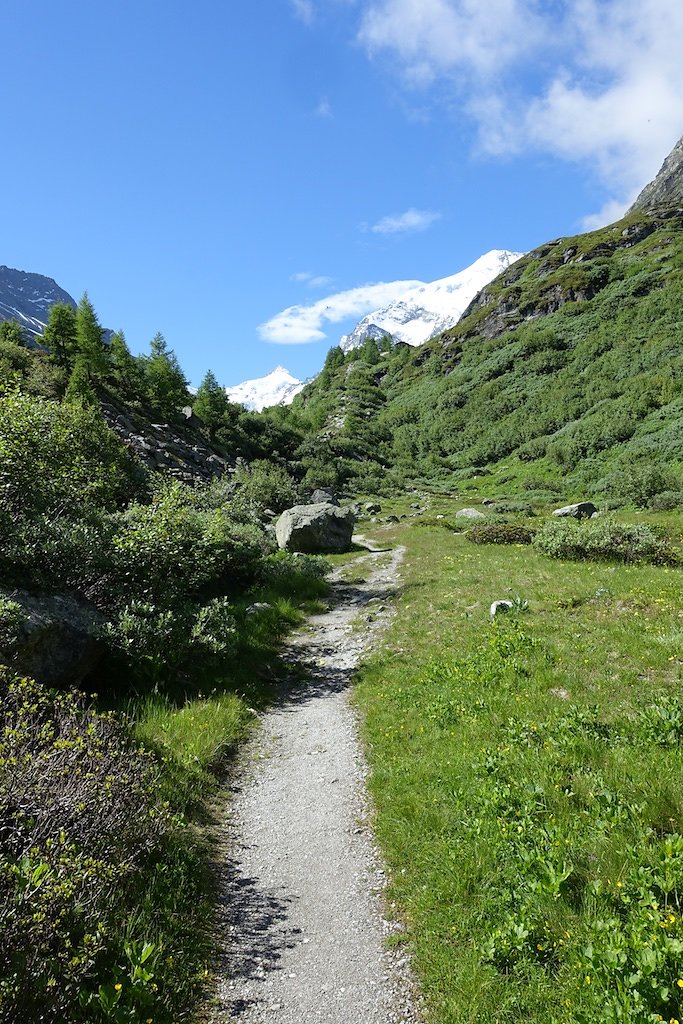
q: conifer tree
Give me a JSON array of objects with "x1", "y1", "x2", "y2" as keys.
[
  {"x1": 0, "y1": 320, "x2": 28, "y2": 347},
  {"x1": 110, "y1": 330, "x2": 145, "y2": 399},
  {"x1": 143, "y1": 332, "x2": 189, "y2": 419},
  {"x1": 193, "y1": 368, "x2": 229, "y2": 436},
  {"x1": 43, "y1": 303, "x2": 77, "y2": 368},
  {"x1": 75, "y1": 292, "x2": 108, "y2": 380},
  {"x1": 65, "y1": 355, "x2": 98, "y2": 406}
]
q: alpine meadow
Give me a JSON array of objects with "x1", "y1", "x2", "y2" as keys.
[{"x1": 1, "y1": 89, "x2": 683, "y2": 1024}]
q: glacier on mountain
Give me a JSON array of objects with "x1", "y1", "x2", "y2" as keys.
[
  {"x1": 224, "y1": 365, "x2": 305, "y2": 412},
  {"x1": 339, "y1": 249, "x2": 524, "y2": 352}
]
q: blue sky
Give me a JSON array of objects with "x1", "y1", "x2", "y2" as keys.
[{"x1": 2, "y1": 1, "x2": 681, "y2": 387}]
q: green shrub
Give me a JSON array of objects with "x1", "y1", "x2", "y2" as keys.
[
  {"x1": 491, "y1": 500, "x2": 536, "y2": 516},
  {"x1": 232, "y1": 459, "x2": 299, "y2": 514},
  {"x1": 533, "y1": 516, "x2": 679, "y2": 565},
  {"x1": 108, "y1": 482, "x2": 269, "y2": 606},
  {"x1": 648, "y1": 490, "x2": 683, "y2": 511},
  {"x1": 258, "y1": 551, "x2": 330, "y2": 599},
  {"x1": 190, "y1": 597, "x2": 238, "y2": 658},
  {"x1": 0, "y1": 671, "x2": 171, "y2": 1022},
  {"x1": 601, "y1": 464, "x2": 682, "y2": 508},
  {"x1": 467, "y1": 523, "x2": 534, "y2": 545},
  {"x1": 0, "y1": 391, "x2": 145, "y2": 524},
  {"x1": 0, "y1": 596, "x2": 25, "y2": 653}
]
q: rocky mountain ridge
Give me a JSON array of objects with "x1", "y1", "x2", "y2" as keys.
[
  {"x1": 629, "y1": 133, "x2": 683, "y2": 213},
  {"x1": 0, "y1": 265, "x2": 76, "y2": 337}
]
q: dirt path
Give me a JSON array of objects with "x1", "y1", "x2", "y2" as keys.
[{"x1": 210, "y1": 541, "x2": 420, "y2": 1024}]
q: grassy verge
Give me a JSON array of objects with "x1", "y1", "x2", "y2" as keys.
[
  {"x1": 116, "y1": 563, "x2": 331, "y2": 1021},
  {"x1": 353, "y1": 509, "x2": 683, "y2": 1024}
]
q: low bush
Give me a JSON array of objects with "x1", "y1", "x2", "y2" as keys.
[
  {"x1": 491, "y1": 500, "x2": 536, "y2": 516},
  {"x1": 648, "y1": 490, "x2": 683, "y2": 511},
  {"x1": 107, "y1": 481, "x2": 269, "y2": 607},
  {"x1": 0, "y1": 671, "x2": 185, "y2": 1023},
  {"x1": 533, "y1": 516, "x2": 679, "y2": 565},
  {"x1": 467, "y1": 522, "x2": 534, "y2": 545}
]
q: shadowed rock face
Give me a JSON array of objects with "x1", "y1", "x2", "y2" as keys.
[
  {"x1": 0, "y1": 590, "x2": 104, "y2": 687},
  {"x1": 275, "y1": 503, "x2": 355, "y2": 553},
  {"x1": 629, "y1": 135, "x2": 683, "y2": 213}
]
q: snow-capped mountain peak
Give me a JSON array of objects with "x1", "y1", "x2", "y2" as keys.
[
  {"x1": 340, "y1": 249, "x2": 524, "y2": 352},
  {"x1": 224, "y1": 365, "x2": 305, "y2": 412}
]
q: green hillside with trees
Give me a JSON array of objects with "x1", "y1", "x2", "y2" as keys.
[
  {"x1": 285, "y1": 206, "x2": 683, "y2": 507},
  {"x1": 1, "y1": 194, "x2": 682, "y2": 1022}
]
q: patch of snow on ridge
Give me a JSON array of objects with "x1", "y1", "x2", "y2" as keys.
[
  {"x1": 225, "y1": 365, "x2": 305, "y2": 412},
  {"x1": 340, "y1": 249, "x2": 525, "y2": 352}
]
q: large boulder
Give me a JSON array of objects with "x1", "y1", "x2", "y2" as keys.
[
  {"x1": 553, "y1": 502, "x2": 598, "y2": 520},
  {"x1": 275, "y1": 503, "x2": 356, "y2": 553},
  {"x1": 0, "y1": 589, "x2": 104, "y2": 687}
]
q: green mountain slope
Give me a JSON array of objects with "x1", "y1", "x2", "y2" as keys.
[{"x1": 288, "y1": 205, "x2": 683, "y2": 505}]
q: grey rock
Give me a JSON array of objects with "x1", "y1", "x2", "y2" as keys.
[
  {"x1": 246, "y1": 602, "x2": 273, "y2": 616},
  {"x1": 276, "y1": 503, "x2": 356, "y2": 553},
  {"x1": 0, "y1": 589, "x2": 104, "y2": 687},
  {"x1": 629, "y1": 134, "x2": 683, "y2": 213},
  {"x1": 311, "y1": 489, "x2": 339, "y2": 506},
  {"x1": 455, "y1": 507, "x2": 487, "y2": 520},
  {"x1": 553, "y1": 501, "x2": 598, "y2": 519}
]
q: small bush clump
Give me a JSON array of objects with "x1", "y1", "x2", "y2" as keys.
[
  {"x1": 467, "y1": 523, "x2": 534, "y2": 545},
  {"x1": 533, "y1": 516, "x2": 679, "y2": 565},
  {"x1": 648, "y1": 490, "x2": 683, "y2": 511},
  {"x1": 0, "y1": 671, "x2": 179, "y2": 1023}
]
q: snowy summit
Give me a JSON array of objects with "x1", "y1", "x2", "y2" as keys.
[
  {"x1": 340, "y1": 250, "x2": 525, "y2": 352},
  {"x1": 225, "y1": 365, "x2": 304, "y2": 412}
]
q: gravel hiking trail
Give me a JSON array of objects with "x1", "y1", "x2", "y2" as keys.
[{"x1": 210, "y1": 540, "x2": 421, "y2": 1024}]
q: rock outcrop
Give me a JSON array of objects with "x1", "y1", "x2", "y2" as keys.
[
  {"x1": 0, "y1": 589, "x2": 104, "y2": 687},
  {"x1": 275, "y1": 503, "x2": 356, "y2": 553},
  {"x1": 629, "y1": 135, "x2": 683, "y2": 213},
  {"x1": 101, "y1": 402, "x2": 236, "y2": 486}
]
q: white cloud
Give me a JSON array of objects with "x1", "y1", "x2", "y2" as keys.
[
  {"x1": 259, "y1": 279, "x2": 423, "y2": 344},
  {"x1": 290, "y1": 272, "x2": 335, "y2": 288},
  {"x1": 358, "y1": 0, "x2": 683, "y2": 224},
  {"x1": 315, "y1": 96, "x2": 333, "y2": 118},
  {"x1": 291, "y1": 0, "x2": 314, "y2": 23},
  {"x1": 369, "y1": 207, "x2": 441, "y2": 235},
  {"x1": 359, "y1": 0, "x2": 544, "y2": 82}
]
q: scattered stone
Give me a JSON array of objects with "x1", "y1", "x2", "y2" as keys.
[
  {"x1": 246, "y1": 602, "x2": 273, "y2": 615},
  {"x1": 550, "y1": 687, "x2": 570, "y2": 700},
  {"x1": 275, "y1": 503, "x2": 356, "y2": 553},
  {"x1": 456, "y1": 507, "x2": 487, "y2": 520},
  {"x1": 553, "y1": 501, "x2": 598, "y2": 519},
  {"x1": 490, "y1": 599, "x2": 514, "y2": 617}
]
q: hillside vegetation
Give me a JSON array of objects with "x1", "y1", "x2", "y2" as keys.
[
  {"x1": 1, "y1": 193, "x2": 682, "y2": 1023},
  {"x1": 286, "y1": 207, "x2": 683, "y2": 506}
]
